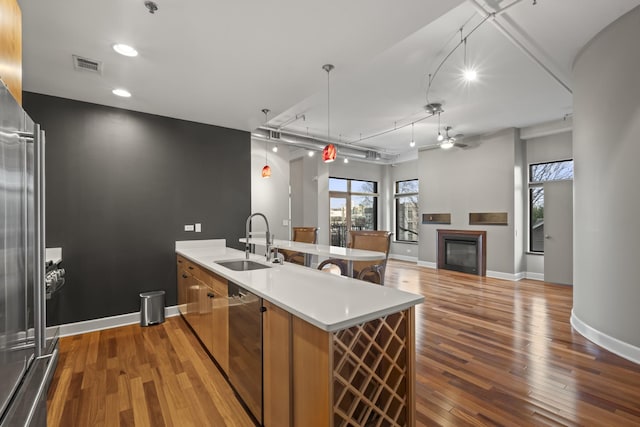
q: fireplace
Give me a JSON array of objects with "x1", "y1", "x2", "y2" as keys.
[{"x1": 437, "y1": 229, "x2": 486, "y2": 276}]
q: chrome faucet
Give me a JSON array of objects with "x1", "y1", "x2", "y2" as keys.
[{"x1": 245, "y1": 213, "x2": 271, "y2": 261}]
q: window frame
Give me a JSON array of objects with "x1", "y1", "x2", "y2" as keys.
[
  {"x1": 394, "y1": 179, "x2": 419, "y2": 243},
  {"x1": 329, "y1": 177, "x2": 379, "y2": 247}
]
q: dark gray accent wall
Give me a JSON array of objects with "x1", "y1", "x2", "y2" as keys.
[{"x1": 23, "y1": 93, "x2": 251, "y2": 326}]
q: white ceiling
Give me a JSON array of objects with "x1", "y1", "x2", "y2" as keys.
[{"x1": 19, "y1": 0, "x2": 640, "y2": 160}]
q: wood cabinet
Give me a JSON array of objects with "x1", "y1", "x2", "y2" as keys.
[
  {"x1": 264, "y1": 307, "x2": 416, "y2": 427},
  {"x1": 263, "y1": 300, "x2": 292, "y2": 427},
  {"x1": 200, "y1": 273, "x2": 229, "y2": 374},
  {"x1": 176, "y1": 255, "x2": 228, "y2": 375},
  {"x1": 0, "y1": 0, "x2": 22, "y2": 104},
  {"x1": 176, "y1": 256, "x2": 189, "y2": 315}
]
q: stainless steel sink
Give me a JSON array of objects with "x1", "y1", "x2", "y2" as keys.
[{"x1": 215, "y1": 260, "x2": 271, "y2": 271}]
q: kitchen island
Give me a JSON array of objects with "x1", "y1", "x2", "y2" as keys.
[
  {"x1": 176, "y1": 239, "x2": 423, "y2": 427},
  {"x1": 240, "y1": 237, "x2": 386, "y2": 276}
]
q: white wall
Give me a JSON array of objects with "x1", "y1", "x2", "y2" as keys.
[
  {"x1": 290, "y1": 157, "x2": 303, "y2": 229},
  {"x1": 522, "y1": 131, "x2": 573, "y2": 276},
  {"x1": 572, "y1": 5, "x2": 640, "y2": 358},
  {"x1": 388, "y1": 160, "x2": 419, "y2": 260},
  {"x1": 418, "y1": 129, "x2": 521, "y2": 277},
  {"x1": 251, "y1": 139, "x2": 291, "y2": 241}
]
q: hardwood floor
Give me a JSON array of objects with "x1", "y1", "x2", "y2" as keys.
[
  {"x1": 47, "y1": 260, "x2": 640, "y2": 426},
  {"x1": 46, "y1": 316, "x2": 254, "y2": 427},
  {"x1": 384, "y1": 261, "x2": 640, "y2": 426}
]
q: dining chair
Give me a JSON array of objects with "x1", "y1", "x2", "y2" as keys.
[
  {"x1": 318, "y1": 230, "x2": 393, "y2": 285},
  {"x1": 280, "y1": 227, "x2": 318, "y2": 266}
]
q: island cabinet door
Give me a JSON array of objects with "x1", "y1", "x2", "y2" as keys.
[
  {"x1": 263, "y1": 300, "x2": 292, "y2": 427},
  {"x1": 292, "y1": 317, "x2": 332, "y2": 427},
  {"x1": 203, "y1": 272, "x2": 229, "y2": 375},
  {"x1": 176, "y1": 256, "x2": 188, "y2": 316}
]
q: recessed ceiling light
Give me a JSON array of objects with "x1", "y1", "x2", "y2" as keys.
[
  {"x1": 343, "y1": 158, "x2": 349, "y2": 164},
  {"x1": 113, "y1": 44, "x2": 138, "y2": 57},
  {"x1": 308, "y1": 151, "x2": 314, "y2": 157},
  {"x1": 112, "y1": 88, "x2": 131, "y2": 98}
]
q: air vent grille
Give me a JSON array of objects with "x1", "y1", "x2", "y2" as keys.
[
  {"x1": 72, "y1": 55, "x2": 102, "y2": 74},
  {"x1": 365, "y1": 150, "x2": 380, "y2": 160},
  {"x1": 269, "y1": 130, "x2": 281, "y2": 140}
]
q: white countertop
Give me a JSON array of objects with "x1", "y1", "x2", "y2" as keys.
[
  {"x1": 239, "y1": 238, "x2": 386, "y2": 261},
  {"x1": 176, "y1": 239, "x2": 423, "y2": 332}
]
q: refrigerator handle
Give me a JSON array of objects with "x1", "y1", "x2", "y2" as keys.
[{"x1": 33, "y1": 124, "x2": 46, "y2": 356}]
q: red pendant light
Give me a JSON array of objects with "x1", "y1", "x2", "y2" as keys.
[
  {"x1": 322, "y1": 143, "x2": 337, "y2": 163},
  {"x1": 261, "y1": 108, "x2": 271, "y2": 178},
  {"x1": 322, "y1": 64, "x2": 337, "y2": 164}
]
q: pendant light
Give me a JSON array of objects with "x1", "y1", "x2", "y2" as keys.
[
  {"x1": 462, "y1": 34, "x2": 477, "y2": 82},
  {"x1": 261, "y1": 109, "x2": 272, "y2": 178},
  {"x1": 322, "y1": 64, "x2": 337, "y2": 163},
  {"x1": 409, "y1": 123, "x2": 416, "y2": 148}
]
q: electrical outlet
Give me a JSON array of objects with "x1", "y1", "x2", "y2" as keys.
[
  {"x1": 184, "y1": 224, "x2": 194, "y2": 232},
  {"x1": 195, "y1": 223, "x2": 202, "y2": 232}
]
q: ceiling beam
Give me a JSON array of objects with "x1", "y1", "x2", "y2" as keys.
[{"x1": 467, "y1": 0, "x2": 573, "y2": 94}]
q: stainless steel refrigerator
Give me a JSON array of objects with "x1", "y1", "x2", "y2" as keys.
[{"x1": 0, "y1": 83, "x2": 59, "y2": 426}]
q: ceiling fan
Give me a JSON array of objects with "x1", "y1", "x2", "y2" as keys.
[{"x1": 422, "y1": 126, "x2": 468, "y2": 150}]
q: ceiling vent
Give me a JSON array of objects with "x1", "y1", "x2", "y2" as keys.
[
  {"x1": 269, "y1": 130, "x2": 281, "y2": 140},
  {"x1": 365, "y1": 150, "x2": 381, "y2": 160},
  {"x1": 72, "y1": 55, "x2": 103, "y2": 74}
]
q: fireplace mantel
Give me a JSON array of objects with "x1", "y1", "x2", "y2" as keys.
[{"x1": 437, "y1": 229, "x2": 487, "y2": 276}]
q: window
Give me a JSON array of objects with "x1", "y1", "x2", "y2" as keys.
[
  {"x1": 528, "y1": 160, "x2": 573, "y2": 252},
  {"x1": 329, "y1": 178, "x2": 378, "y2": 247},
  {"x1": 395, "y1": 179, "x2": 419, "y2": 243}
]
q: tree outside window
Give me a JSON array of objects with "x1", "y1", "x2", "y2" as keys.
[{"x1": 395, "y1": 179, "x2": 419, "y2": 243}]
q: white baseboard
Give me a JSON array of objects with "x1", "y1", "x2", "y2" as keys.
[
  {"x1": 571, "y1": 310, "x2": 640, "y2": 365},
  {"x1": 486, "y1": 270, "x2": 524, "y2": 281},
  {"x1": 50, "y1": 305, "x2": 180, "y2": 338},
  {"x1": 525, "y1": 272, "x2": 545, "y2": 281},
  {"x1": 417, "y1": 261, "x2": 436, "y2": 269},
  {"x1": 389, "y1": 254, "x2": 418, "y2": 262}
]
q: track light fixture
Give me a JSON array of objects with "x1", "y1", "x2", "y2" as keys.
[{"x1": 462, "y1": 35, "x2": 477, "y2": 82}]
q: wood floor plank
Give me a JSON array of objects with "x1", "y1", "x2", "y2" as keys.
[{"x1": 47, "y1": 260, "x2": 640, "y2": 426}]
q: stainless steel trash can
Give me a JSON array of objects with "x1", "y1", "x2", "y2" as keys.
[{"x1": 140, "y1": 290, "x2": 165, "y2": 326}]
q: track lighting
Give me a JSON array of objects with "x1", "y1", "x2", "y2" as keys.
[{"x1": 462, "y1": 37, "x2": 478, "y2": 82}]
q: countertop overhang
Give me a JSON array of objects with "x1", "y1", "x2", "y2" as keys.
[{"x1": 176, "y1": 240, "x2": 423, "y2": 332}]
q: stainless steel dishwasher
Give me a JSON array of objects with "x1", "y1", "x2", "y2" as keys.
[{"x1": 228, "y1": 281, "x2": 263, "y2": 424}]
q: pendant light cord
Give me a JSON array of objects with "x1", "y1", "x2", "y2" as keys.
[{"x1": 327, "y1": 67, "x2": 331, "y2": 143}]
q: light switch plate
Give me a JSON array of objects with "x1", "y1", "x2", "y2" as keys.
[
  {"x1": 184, "y1": 224, "x2": 195, "y2": 232},
  {"x1": 195, "y1": 223, "x2": 202, "y2": 232},
  {"x1": 282, "y1": 219, "x2": 289, "y2": 226}
]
